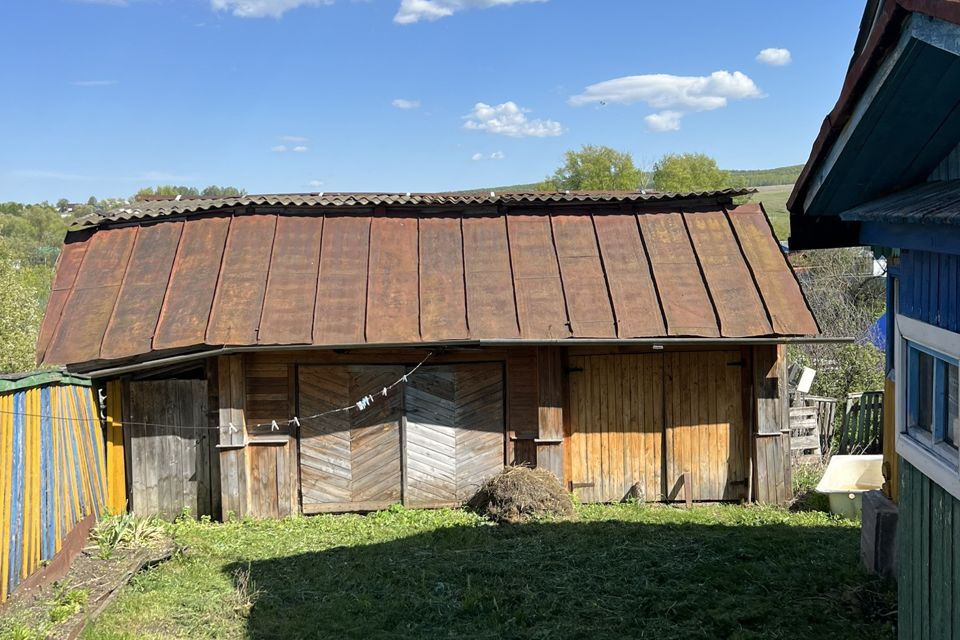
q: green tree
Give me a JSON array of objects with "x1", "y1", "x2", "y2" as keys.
[
  {"x1": 200, "y1": 185, "x2": 246, "y2": 198},
  {"x1": 651, "y1": 153, "x2": 740, "y2": 193},
  {"x1": 538, "y1": 145, "x2": 644, "y2": 191},
  {"x1": 0, "y1": 250, "x2": 43, "y2": 372}
]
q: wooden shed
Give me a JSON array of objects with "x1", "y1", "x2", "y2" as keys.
[{"x1": 37, "y1": 189, "x2": 820, "y2": 518}]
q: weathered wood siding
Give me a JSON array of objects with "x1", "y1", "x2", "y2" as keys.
[
  {"x1": 898, "y1": 460, "x2": 960, "y2": 640},
  {"x1": 899, "y1": 250, "x2": 960, "y2": 332},
  {"x1": 123, "y1": 380, "x2": 214, "y2": 519}
]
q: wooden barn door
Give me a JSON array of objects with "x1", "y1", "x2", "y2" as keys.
[
  {"x1": 664, "y1": 351, "x2": 749, "y2": 502},
  {"x1": 124, "y1": 380, "x2": 214, "y2": 519},
  {"x1": 567, "y1": 354, "x2": 664, "y2": 503},
  {"x1": 403, "y1": 363, "x2": 505, "y2": 508},
  {"x1": 298, "y1": 366, "x2": 404, "y2": 514}
]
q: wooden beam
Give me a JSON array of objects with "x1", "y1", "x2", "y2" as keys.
[
  {"x1": 104, "y1": 381, "x2": 127, "y2": 515},
  {"x1": 536, "y1": 346, "x2": 564, "y2": 481},
  {"x1": 217, "y1": 355, "x2": 248, "y2": 518},
  {"x1": 752, "y1": 345, "x2": 791, "y2": 505}
]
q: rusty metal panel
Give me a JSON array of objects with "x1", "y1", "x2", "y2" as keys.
[
  {"x1": 419, "y1": 217, "x2": 468, "y2": 341},
  {"x1": 637, "y1": 212, "x2": 720, "y2": 337},
  {"x1": 461, "y1": 216, "x2": 520, "y2": 339},
  {"x1": 37, "y1": 233, "x2": 92, "y2": 364},
  {"x1": 206, "y1": 215, "x2": 278, "y2": 346},
  {"x1": 100, "y1": 222, "x2": 184, "y2": 360},
  {"x1": 45, "y1": 227, "x2": 138, "y2": 365},
  {"x1": 259, "y1": 216, "x2": 324, "y2": 345},
  {"x1": 592, "y1": 214, "x2": 665, "y2": 338},
  {"x1": 550, "y1": 215, "x2": 615, "y2": 337},
  {"x1": 153, "y1": 216, "x2": 231, "y2": 351},
  {"x1": 684, "y1": 210, "x2": 773, "y2": 337},
  {"x1": 313, "y1": 216, "x2": 371, "y2": 345},
  {"x1": 365, "y1": 217, "x2": 420, "y2": 343},
  {"x1": 506, "y1": 215, "x2": 570, "y2": 339},
  {"x1": 727, "y1": 204, "x2": 819, "y2": 336}
]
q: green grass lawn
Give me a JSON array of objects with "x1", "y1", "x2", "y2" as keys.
[{"x1": 79, "y1": 503, "x2": 894, "y2": 640}]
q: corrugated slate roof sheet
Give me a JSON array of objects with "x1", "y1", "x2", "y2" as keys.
[
  {"x1": 39, "y1": 198, "x2": 818, "y2": 367},
  {"x1": 74, "y1": 188, "x2": 755, "y2": 228},
  {"x1": 840, "y1": 179, "x2": 960, "y2": 225}
]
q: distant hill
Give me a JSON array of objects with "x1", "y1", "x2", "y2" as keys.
[{"x1": 728, "y1": 165, "x2": 804, "y2": 188}]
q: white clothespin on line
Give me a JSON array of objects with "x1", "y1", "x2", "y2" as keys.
[
  {"x1": 381, "y1": 387, "x2": 388, "y2": 398},
  {"x1": 228, "y1": 422, "x2": 238, "y2": 434},
  {"x1": 291, "y1": 417, "x2": 300, "y2": 427},
  {"x1": 271, "y1": 419, "x2": 280, "y2": 432}
]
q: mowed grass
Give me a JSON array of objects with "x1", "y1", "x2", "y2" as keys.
[
  {"x1": 81, "y1": 504, "x2": 894, "y2": 640},
  {"x1": 747, "y1": 184, "x2": 793, "y2": 240}
]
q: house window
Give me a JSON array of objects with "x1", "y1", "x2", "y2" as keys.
[
  {"x1": 905, "y1": 341, "x2": 960, "y2": 463},
  {"x1": 898, "y1": 313, "x2": 960, "y2": 498}
]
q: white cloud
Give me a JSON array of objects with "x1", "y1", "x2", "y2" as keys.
[
  {"x1": 644, "y1": 110, "x2": 682, "y2": 132},
  {"x1": 272, "y1": 145, "x2": 289, "y2": 152},
  {"x1": 569, "y1": 70, "x2": 762, "y2": 131},
  {"x1": 281, "y1": 135, "x2": 308, "y2": 142},
  {"x1": 72, "y1": 0, "x2": 129, "y2": 5},
  {"x1": 756, "y1": 48, "x2": 792, "y2": 66},
  {"x1": 471, "y1": 151, "x2": 506, "y2": 161},
  {"x1": 392, "y1": 98, "x2": 421, "y2": 109},
  {"x1": 292, "y1": 145, "x2": 309, "y2": 152},
  {"x1": 70, "y1": 80, "x2": 118, "y2": 87},
  {"x1": 308, "y1": 179, "x2": 324, "y2": 187},
  {"x1": 394, "y1": 0, "x2": 545, "y2": 24},
  {"x1": 463, "y1": 101, "x2": 562, "y2": 138},
  {"x1": 210, "y1": 0, "x2": 333, "y2": 18}
]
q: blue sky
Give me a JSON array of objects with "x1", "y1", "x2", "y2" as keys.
[{"x1": 0, "y1": 0, "x2": 864, "y2": 202}]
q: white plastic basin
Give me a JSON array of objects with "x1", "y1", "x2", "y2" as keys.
[{"x1": 815, "y1": 454, "x2": 884, "y2": 520}]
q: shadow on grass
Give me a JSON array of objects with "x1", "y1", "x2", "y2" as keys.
[{"x1": 225, "y1": 518, "x2": 895, "y2": 640}]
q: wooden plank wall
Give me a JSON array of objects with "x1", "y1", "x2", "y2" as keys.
[
  {"x1": 0, "y1": 383, "x2": 106, "y2": 602},
  {"x1": 752, "y1": 344, "x2": 792, "y2": 505},
  {"x1": 123, "y1": 380, "x2": 214, "y2": 519},
  {"x1": 898, "y1": 460, "x2": 960, "y2": 640}
]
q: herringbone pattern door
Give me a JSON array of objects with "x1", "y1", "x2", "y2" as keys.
[
  {"x1": 403, "y1": 363, "x2": 505, "y2": 507},
  {"x1": 298, "y1": 365, "x2": 403, "y2": 513}
]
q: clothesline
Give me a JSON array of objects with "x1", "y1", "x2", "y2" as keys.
[{"x1": 0, "y1": 352, "x2": 433, "y2": 433}]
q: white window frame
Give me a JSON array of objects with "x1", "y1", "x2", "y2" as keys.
[{"x1": 896, "y1": 314, "x2": 960, "y2": 500}]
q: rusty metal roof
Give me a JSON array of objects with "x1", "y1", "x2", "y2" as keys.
[
  {"x1": 74, "y1": 188, "x2": 754, "y2": 228},
  {"x1": 38, "y1": 201, "x2": 818, "y2": 368}
]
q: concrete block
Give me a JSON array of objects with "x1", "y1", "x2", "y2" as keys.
[{"x1": 861, "y1": 489, "x2": 898, "y2": 580}]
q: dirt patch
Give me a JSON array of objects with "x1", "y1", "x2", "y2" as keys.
[
  {"x1": 0, "y1": 541, "x2": 175, "y2": 639},
  {"x1": 466, "y1": 466, "x2": 575, "y2": 524}
]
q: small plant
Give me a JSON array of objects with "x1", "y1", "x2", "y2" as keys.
[
  {"x1": 228, "y1": 565, "x2": 261, "y2": 618},
  {"x1": 91, "y1": 513, "x2": 166, "y2": 557},
  {"x1": 0, "y1": 620, "x2": 47, "y2": 640},
  {"x1": 48, "y1": 583, "x2": 88, "y2": 624}
]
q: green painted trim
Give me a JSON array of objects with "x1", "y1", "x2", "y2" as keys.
[{"x1": 0, "y1": 371, "x2": 92, "y2": 392}]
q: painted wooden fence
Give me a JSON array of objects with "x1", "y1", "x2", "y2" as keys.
[{"x1": 0, "y1": 374, "x2": 106, "y2": 602}]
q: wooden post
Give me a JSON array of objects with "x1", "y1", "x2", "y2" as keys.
[
  {"x1": 752, "y1": 344, "x2": 791, "y2": 505},
  {"x1": 217, "y1": 355, "x2": 248, "y2": 518},
  {"x1": 536, "y1": 346, "x2": 564, "y2": 481},
  {"x1": 104, "y1": 380, "x2": 127, "y2": 514}
]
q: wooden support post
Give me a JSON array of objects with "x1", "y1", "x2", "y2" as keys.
[
  {"x1": 682, "y1": 471, "x2": 693, "y2": 508},
  {"x1": 536, "y1": 346, "x2": 564, "y2": 481},
  {"x1": 752, "y1": 345, "x2": 791, "y2": 505},
  {"x1": 104, "y1": 381, "x2": 127, "y2": 514},
  {"x1": 217, "y1": 355, "x2": 248, "y2": 519},
  {"x1": 882, "y1": 375, "x2": 898, "y2": 503}
]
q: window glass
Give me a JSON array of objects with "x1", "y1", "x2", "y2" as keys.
[
  {"x1": 947, "y1": 363, "x2": 959, "y2": 448},
  {"x1": 916, "y1": 349, "x2": 934, "y2": 432}
]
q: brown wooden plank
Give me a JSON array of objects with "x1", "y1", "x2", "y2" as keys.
[
  {"x1": 536, "y1": 347, "x2": 564, "y2": 480},
  {"x1": 366, "y1": 217, "x2": 420, "y2": 343},
  {"x1": 727, "y1": 204, "x2": 819, "y2": 336},
  {"x1": 259, "y1": 216, "x2": 324, "y2": 345},
  {"x1": 637, "y1": 212, "x2": 719, "y2": 337},
  {"x1": 684, "y1": 210, "x2": 773, "y2": 337},
  {"x1": 45, "y1": 227, "x2": 138, "y2": 365},
  {"x1": 506, "y1": 215, "x2": 570, "y2": 339},
  {"x1": 101, "y1": 222, "x2": 184, "y2": 360},
  {"x1": 154, "y1": 216, "x2": 231, "y2": 351},
  {"x1": 206, "y1": 215, "x2": 278, "y2": 346},
  {"x1": 313, "y1": 216, "x2": 371, "y2": 345},
  {"x1": 454, "y1": 363, "x2": 505, "y2": 501},
  {"x1": 37, "y1": 232, "x2": 92, "y2": 364},
  {"x1": 419, "y1": 217, "x2": 468, "y2": 341},
  {"x1": 550, "y1": 215, "x2": 616, "y2": 337},
  {"x1": 461, "y1": 216, "x2": 520, "y2": 339}
]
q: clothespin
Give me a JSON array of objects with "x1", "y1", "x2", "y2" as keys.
[
  {"x1": 271, "y1": 420, "x2": 280, "y2": 432},
  {"x1": 381, "y1": 387, "x2": 388, "y2": 397},
  {"x1": 228, "y1": 422, "x2": 238, "y2": 434},
  {"x1": 401, "y1": 375, "x2": 408, "y2": 383},
  {"x1": 291, "y1": 417, "x2": 300, "y2": 427}
]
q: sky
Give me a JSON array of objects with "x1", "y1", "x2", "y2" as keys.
[{"x1": 0, "y1": 0, "x2": 865, "y2": 203}]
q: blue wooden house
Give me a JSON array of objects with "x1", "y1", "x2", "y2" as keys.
[{"x1": 789, "y1": 0, "x2": 960, "y2": 635}]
